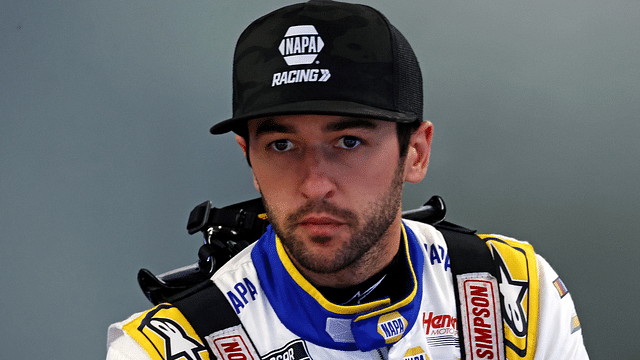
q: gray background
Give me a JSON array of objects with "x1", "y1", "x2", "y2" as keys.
[{"x1": 1, "y1": 0, "x2": 638, "y2": 358}]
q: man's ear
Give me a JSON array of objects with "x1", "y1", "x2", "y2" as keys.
[
  {"x1": 236, "y1": 135, "x2": 260, "y2": 192},
  {"x1": 235, "y1": 134, "x2": 247, "y2": 158},
  {"x1": 403, "y1": 121, "x2": 434, "y2": 184}
]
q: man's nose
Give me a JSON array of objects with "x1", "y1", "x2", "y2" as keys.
[{"x1": 298, "y1": 147, "x2": 337, "y2": 201}]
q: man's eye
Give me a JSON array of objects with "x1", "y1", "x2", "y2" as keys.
[
  {"x1": 337, "y1": 136, "x2": 361, "y2": 149},
  {"x1": 269, "y1": 139, "x2": 294, "y2": 152}
]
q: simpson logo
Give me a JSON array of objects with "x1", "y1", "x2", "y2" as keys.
[
  {"x1": 457, "y1": 273, "x2": 505, "y2": 360},
  {"x1": 207, "y1": 325, "x2": 259, "y2": 360},
  {"x1": 261, "y1": 339, "x2": 312, "y2": 360},
  {"x1": 377, "y1": 311, "x2": 408, "y2": 344},
  {"x1": 272, "y1": 25, "x2": 331, "y2": 87}
]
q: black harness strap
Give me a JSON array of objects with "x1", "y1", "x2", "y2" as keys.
[
  {"x1": 436, "y1": 222, "x2": 498, "y2": 360},
  {"x1": 172, "y1": 281, "x2": 241, "y2": 359}
]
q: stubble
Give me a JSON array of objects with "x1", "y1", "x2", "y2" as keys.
[{"x1": 263, "y1": 161, "x2": 405, "y2": 274}]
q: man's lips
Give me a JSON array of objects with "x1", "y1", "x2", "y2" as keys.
[
  {"x1": 295, "y1": 216, "x2": 349, "y2": 238},
  {"x1": 297, "y1": 215, "x2": 346, "y2": 226}
]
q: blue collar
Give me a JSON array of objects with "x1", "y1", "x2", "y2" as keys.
[{"x1": 251, "y1": 222, "x2": 425, "y2": 351}]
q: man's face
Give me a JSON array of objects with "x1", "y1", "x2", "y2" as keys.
[{"x1": 239, "y1": 115, "x2": 428, "y2": 279}]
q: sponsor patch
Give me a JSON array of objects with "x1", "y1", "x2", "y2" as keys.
[
  {"x1": 571, "y1": 315, "x2": 582, "y2": 334},
  {"x1": 278, "y1": 25, "x2": 324, "y2": 65},
  {"x1": 423, "y1": 311, "x2": 457, "y2": 336},
  {"x1": 425, "y1": 244, "x2": 451, "y2": 271},
  {"x1": 122, "y1": 304, "x2": 209, "y2": 360},
  {"x1": 377, "y1": 311, "x2": 408, "y2": 344},
  {"x1": 206, "y1": 325, "x2": 259, "y2": 360},
  {"x1": 493, "y1": 252, "x2": 528, "y2": 338},
  {"x1": 457, "y1": 273, "x2": 505, "y2": 360},
  {"x1": 261, "y1": 339, "x2": 312, "y2": 360},
  {"x1": 422, "y1": 312, "x2": 458, "y2": 348},
  {"x1": 553, "y1": 277, "x2": 569, "y2": 298},
  {"x1": 483, "y1": 236, "x2": 539, "y2": 360},
  {"x1": 272, "y1": 25, "x2": 331, "y2": 87},
  {"x1": 404, "y1": 346, "x2": 430, "y2": 360},
  {"x1": 227, "y1": 278, "x2": 259, "y2": 315}
]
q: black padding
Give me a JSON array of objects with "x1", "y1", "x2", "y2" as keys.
[
  {"x1": 173, "y1": 281, "x2": 241, "y2": 359},
  {"x1": 438, "y1": 227, "x2": 495, "y2": 275},
  {"x1": 173, "y1": 281, "x2": 241, "y2": 334}
]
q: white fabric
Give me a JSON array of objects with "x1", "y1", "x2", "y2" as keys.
[{"x1": 533, "y1": 255, "x2": 589, "y2": 359}]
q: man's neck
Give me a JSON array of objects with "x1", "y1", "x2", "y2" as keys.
[{"x1": 317, "y1": 239, "x2": 409, "y2": 305}]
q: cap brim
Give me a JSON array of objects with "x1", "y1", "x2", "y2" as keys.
[{"x1": 210, "y1": 100, "x2": 418, "y2": 135}]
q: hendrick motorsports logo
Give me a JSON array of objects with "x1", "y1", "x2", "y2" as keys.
[{"x1": 272, "y1": 25, "x2": 331, "y2": 87}]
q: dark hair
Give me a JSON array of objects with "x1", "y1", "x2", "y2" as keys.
[
  {"x1": 240, "y1": 120, "x2": 420, "y2": 168},
  {"x1": 396, "y1": 121, "x2": 421, "y2": 161}
]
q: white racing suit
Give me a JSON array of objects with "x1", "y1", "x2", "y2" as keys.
[{"x1": 106, "y1": 220, "x2": 589, "y2": 359}]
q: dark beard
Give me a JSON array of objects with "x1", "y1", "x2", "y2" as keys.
[{"x1": 263, "y1": 161, "x2": 405, "y2": 274}]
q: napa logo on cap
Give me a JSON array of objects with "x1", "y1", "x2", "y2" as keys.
[
  {"x1": 278, "y1": 25, "x2": 325, "y2": 65},
  {"x1": 377, "y1": 311, "x2": 408, "y2": 344},
  {"x1": 272, "y1": 25, "x2": 331, "y2": 87}
]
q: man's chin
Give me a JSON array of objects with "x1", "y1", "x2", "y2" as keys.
[{"x1": 289, "y1": 251, "x2": 349, "y2": 275}]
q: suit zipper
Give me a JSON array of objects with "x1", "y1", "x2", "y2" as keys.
[{"x1": 371, "y1": 347, "x2": 387, "y2": 360}]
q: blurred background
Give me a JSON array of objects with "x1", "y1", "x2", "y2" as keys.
[{"x1": 2, "y1": 0, "x2": 638, "y2": 358}]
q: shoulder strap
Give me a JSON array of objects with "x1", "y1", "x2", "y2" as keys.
[
  {"x1": 172, "y1": 281, "x2": 241, "y2": 339},
  {"x1": 172, "y1": 281, "x2": 257, "y2": 360},
  {"x1": 437, "y1": 223, "x2": 502, "y2": 360},
  {"x1": 437, "y1": 222, "x2": 495, "y2": 274}
]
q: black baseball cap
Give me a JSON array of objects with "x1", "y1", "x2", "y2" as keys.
[{"x1": 210, "y1": 0, "x2": 423, "y2": 135}]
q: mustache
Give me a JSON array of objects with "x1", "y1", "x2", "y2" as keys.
[{"x1": 286, "y1": 200, "x2": 358, "y2": 226}]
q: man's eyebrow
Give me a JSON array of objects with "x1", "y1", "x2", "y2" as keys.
[
  {"x1": 324, "y1": 118, "x2": 379, "y2": 132},
  {"x1": 254, "y1": 119, "x2": 294, "y2": 136}
]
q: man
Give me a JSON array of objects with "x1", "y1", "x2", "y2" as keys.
[{"x1": 107, "y1": 1, "x2": 589, "y2": 359}]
